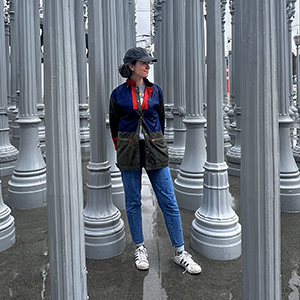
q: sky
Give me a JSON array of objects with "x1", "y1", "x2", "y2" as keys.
[
  {"x1": 136, "y1": 1, "x2": 300, "y2": 54},
  {"x1": 136, "y1": 0, "x2": 151, "y2": 37}
]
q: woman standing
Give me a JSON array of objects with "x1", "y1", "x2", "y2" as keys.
[{"x1": 109, "y1": 47, "x2": 201, "y2": 274}]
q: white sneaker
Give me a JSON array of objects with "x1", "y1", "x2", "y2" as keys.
[
  {"x1": 174, "y1": 251, "x2": 202, "y2": 274},
  {"x1": 135, "y1": 246, "x2": 149, "y2": 270}
]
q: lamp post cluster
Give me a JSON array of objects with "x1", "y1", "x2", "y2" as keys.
[{"x1": 0, "y1": 0, "x2": 299, "y2": 298}]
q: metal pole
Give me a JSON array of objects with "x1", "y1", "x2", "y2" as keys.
[
  {"x1": 75, "y1": 0, "x2": 90, "y2": 153},
  {"x1": 4, "y1": 2, "x2": 10, "y2": 108},
  {"x1": 191, "y1": 0, "x2": 241, "y2": 260},
  {"x1": 162, "y1": 0, "x2": 174, "y2": 145},
  {"x1": 221, "y1": 0, "x2": 231, "y2": 153},
  {"x1": 168, "y1": 0, "x2": 186, "y2": 177},
  {"x1": 0, "y1": 0, "x2": 18, "y2": 177},
  {"x1": 36, "y1": 2, "x2": 45, "y2": 152},
  {"x1": 83, "y1": 0, "x2": 126, "y2": 259},
  {"x1": 8, "y1": 0, "x2": 47, "y2": 209},
  {"x1": 43, "y1": 0, "x2": 88, "y2": 297},
  {"x1": 226, "y1": 0, "x2": 242, "y2": 177},
  {"x1": 279, "y1": 0, "x2": 300, "y2": 212},
  {"x1": 105, "y1": 0, "x2": 126, "y2": 210},
  {"x1": 0, "y1": 0, "x2": 15, "y2": 253},
  {"x1": 240, "y1": 0, "x2": 281, "y2": 297},
  {"x1": 292, "y1": 36, "x2": 300, "y2": 164},
  {"x1": 8, "y1": 0, "x2": 20, "y2": 138},
  {"x1": 174, "y1": 0, "x2": 207, "y2": 211}
]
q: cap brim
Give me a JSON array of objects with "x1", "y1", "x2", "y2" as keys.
[{"x1": 139, "y1": 57, "x2": 158, "y2": 63}]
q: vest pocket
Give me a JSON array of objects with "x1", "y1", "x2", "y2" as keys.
[
  {"x1": 146, "y1": 132, "x2": 169, "y2": 167},
  {"x1": 117, "y1": 132, "x2": 139, "y2": 168}
]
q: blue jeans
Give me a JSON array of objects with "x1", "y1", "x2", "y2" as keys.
[{"x1": 121, "y1": 166, "x2": 184, "y2": 248}]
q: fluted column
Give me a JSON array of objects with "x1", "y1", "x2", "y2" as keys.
[
  {"x1": 191, "y1": 0, "x2": 241, "y2": 260},
  {"x1": 239, "y1": 0, "x2": 281, "y2": 297},
  {"x1": 110, "y1": 0, "x2": 135, "y2": 210},
  {"x1": 75, "y1": 0, "x2": 90, "y2": 153},
  {"x1": 226, "y1": 1, "x2": 236, "y2": 141},
  {"x1": 162, "y1": 0, "x2": 174, "y2": 145},
  {"x1": 104, "y1": 0, "x2": 126, "y2": 210},
  {"x1": 174, "y1": 0, "x2": 206, "y2": 211},
  {"x1": 44, "y1": 0, "x2": 88, "y2": 298},
  {"x1": 0, "y1": 0, "x2": 18, "y2": 177},
  {"x1": 168, "y1": 0, "x2": 186, "y2": 177},
  {"x1": 116, "y1": 0, "x2": 133, "y2": 73},
  {"x1": 278, "y1": 0, "x2": 300, "y2": 212},
  {"x1": 128, "y1": 0, "x2": 136, "y2": 47},
  {"x1": 293, "y1": 42, "x2": 300, "y2": 165},
  {"x1": 226, "y1": 0, "x2": 242, "y2": 177},
  {"x1": 8, "y1": 0, "x2": 47, "y2": 209},
  {"x1": 287, "y1": 1, "x2": 297, "y2": 110},
  {"x1": 0, "y1": 1, "x2": 15, "y2": 253},
  {"x1": 36, "y1": 3, "x2": 45, "y2": 152},
  {"x1": 287, "y1": 1, "x2": 299, "y2": 145},
  {"x1": 8, "y1": 0, "x2": 19, "y2": 138},
  {"x1": 153, "y1": 0, "x2": 163, "y2": 86},
  {"x1": 4, "y1": 2, "x2": 10, "y2": 108},
  {"x1": 221, "y1": 0, "x2": 231, "y2": 153},
  {"x1": 164, "y1": 103, "x2": 174, "y2": 145},
  {"x1": 83, "y1": 0, "x2": 125, "y2": 259}
]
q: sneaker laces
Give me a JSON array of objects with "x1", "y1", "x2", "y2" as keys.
[
  {"x1": 178, "y1": 251, "x2": 198, "y2": 274},
  {"x1": 135, "y1": 246, "x2": 148, "y2": 262}
]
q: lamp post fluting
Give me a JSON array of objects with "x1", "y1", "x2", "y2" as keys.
[
  {"x1": 239, "y1": 0, "x2": 281, "y2": 297},
  {"x1": 278, "y1": 1, "x2": 300, "y2": 213},
  {"x1": 174, "y1": 0, "x2": 207, "y2": 211},
  {"x1": 0, "y1": 0, "x2": 18, "y2": 176},
  {"x1": 44, "y1": 0, "x2": 88, "y2": 297},
  {"x1": 191, "y1": 0, "x2": 241, "y2": 260},
  {"x1": 292, "y1": 33, "x2": 300, "y2": 167},
  {"x1": 226, "y1": 0, "x2": 242, "y2": 177},
  {"x1": 75, "y1": 0, "x2": 90, "y2": 153},
  {"x1": 0, "y1": 0, "x2": 15, "y2": 253},
  {"x1": 8, "y1": 0, "x2": 47, "y2": 209},
  {"x1": 83, "y1": 0, "x2": 125, "y2": 259},
  {"x1": 168, "y1": 0, "x2": 186, "y2": 178}
]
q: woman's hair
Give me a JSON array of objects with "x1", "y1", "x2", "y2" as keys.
[{"x1": 118, "y1": 60, "x2": 137, "y2": 78}]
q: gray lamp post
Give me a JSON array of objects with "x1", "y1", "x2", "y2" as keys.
[
  {"x1": 174, "y1": 0, "x2": 207, "y2": 211},
  {"x1": 83, "y1": 0, "x2": 125, "y2": 259},
  {"x1": 226, "y1": 0, "x2": 242, "y2": 177},
  {"x1": 0, "y1": 0, "x2": 15, "y2": 253},
  {"x1": 8, "y1": 0, "x2": 20, "y2": 138},
  {"x1": 239, "y1": 0, "x2": 281, "y2": 297},
  {"x1": 221, "y1": 0, "x2": 231, "y2": 153},
  {"x1": 287, "y1": 1, "x2": 297, "y2": 111},
  {"x1": 168, "y1": 0, "x2": 186, "y2": 178},
  {"x1": 191, "y1": 0, "x2": 241, "y2": 260},
  {"x1": 75, "y1": 0, "x2": 90, "y2": 153},
  {"x1": 278, "y1": 2, "x2": 300, "y2": 213},
  {"x1": 292, "y1": 33, "x2": 300, "y2": 167},
  {"x1": 0, "y1": 0, "x2": 18, "y2": 177},
  {"x1": 44, "y1": 0, "x2": 88, "y2": 297},
  {"x1": 294, "y1": 34, "x2": 300, "y2": 106},
  {"x1": 4, "y1": 3, "x2": 10, "y2": 107},
  {"x1": 8, "y1": 0, "x2": 47, "y2": 210}
]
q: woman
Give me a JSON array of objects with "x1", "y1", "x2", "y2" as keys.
[{"x1": 109, "y1": 47, "x2": 201, "y2": 274}]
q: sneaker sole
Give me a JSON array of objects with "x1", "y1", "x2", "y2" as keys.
[
  {"x1": 174, "y1": 261, "x2": 202, "y2": 274},
  {"x1": 135, "y1": 264, "x2": 149, "y2": 271}
]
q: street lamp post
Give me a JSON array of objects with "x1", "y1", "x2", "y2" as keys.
[
  {"x1": 294, "y1": 34, "x2": 300, "y2": 113},
  {"x1": 292, "y1": 33, "x2": 300, "y2": 168}
]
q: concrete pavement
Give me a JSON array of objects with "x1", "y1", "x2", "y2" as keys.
[{"x1": 0, "y1": 153, "x2": 299, "y2": 299}]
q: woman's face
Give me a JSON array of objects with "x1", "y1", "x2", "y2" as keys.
[{"x1": 130, "y1": 61, "x2": 150, "y2": 79}]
